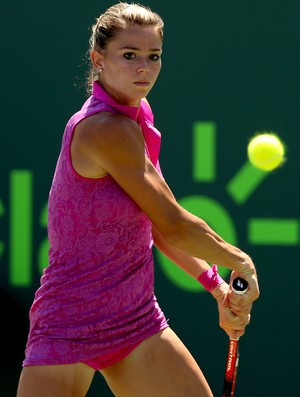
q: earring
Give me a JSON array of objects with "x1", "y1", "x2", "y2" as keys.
[{"x1": 97, "y1": 67, "x2": 103, "y2": 73}]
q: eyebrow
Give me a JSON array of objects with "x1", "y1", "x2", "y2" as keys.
[{"x1": 120, "y1": 46, "x2": 162, "y2": 52}]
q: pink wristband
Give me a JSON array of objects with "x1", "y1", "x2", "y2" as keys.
[{"x1": 197, "y1": 264, "x2": 225, "y2": 292}]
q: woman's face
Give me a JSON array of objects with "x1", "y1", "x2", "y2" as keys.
[{"x1": 93, "y1": 25, "x2": 162, "y2": 107}]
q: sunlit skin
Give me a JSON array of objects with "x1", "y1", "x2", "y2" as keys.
[{"x1": 91, "y1": 25, "x2": 163, "y2": 107}]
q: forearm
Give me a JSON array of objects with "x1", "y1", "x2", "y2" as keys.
[
  {"x1": 152, "y1": 224, "x2": 214, "y2": 279},
  {"x1": 161, "y1": 208, "x2": 254, "y2": 275}
]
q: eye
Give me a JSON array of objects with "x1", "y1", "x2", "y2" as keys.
[
  {"x1": 149, "y1": 53, "x2": 161, "y2": 61},
  {"x1": 123, "y1": 52, "x2": 136, "y2": 60}
]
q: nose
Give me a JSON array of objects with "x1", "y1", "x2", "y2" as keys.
[{"x1": 137, "y1": 59, "x2": 150, "y2": 73}]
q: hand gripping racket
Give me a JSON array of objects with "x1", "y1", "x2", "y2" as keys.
[{"x1": 222, "y1": 277, "x2": 248, "y2": 397}]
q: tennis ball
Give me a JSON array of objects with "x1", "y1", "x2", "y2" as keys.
[{"x1": 247, "y1": 133, "x2": 285, "y2": 171}]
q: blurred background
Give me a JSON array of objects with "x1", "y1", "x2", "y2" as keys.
[{"x1": 1, "y1": 0, "x2": 299, "y2": 395}]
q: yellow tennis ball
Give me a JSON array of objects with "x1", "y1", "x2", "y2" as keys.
[{"x1": 247, "y1": 133, "x2": 285, "y2": 171}]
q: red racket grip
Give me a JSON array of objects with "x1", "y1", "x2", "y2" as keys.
[
  {"x1": 222, "y1": 278, "x2": 248, "y2": 397},
  {"x1": 222, "y1": 338, "x2": 239, "y2": 397}
]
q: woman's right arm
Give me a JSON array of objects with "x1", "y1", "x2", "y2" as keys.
[{"x1": 71, "y1": 112, "x2": 259, "y2": 297}]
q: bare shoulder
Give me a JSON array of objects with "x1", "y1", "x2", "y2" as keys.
[
  {"x1": 75, "y1": 111, "x2": 143, "y2": 149},
  {"x1": 71, "y1": 111, "x2": 145, "y2": 178}
]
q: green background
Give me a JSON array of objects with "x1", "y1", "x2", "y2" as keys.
[{"x1": 1, "y1": 0, "x2": 299, "y2": 396}]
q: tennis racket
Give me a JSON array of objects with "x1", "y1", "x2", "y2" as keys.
[{"x1": 222, "y1": 277, "x2": 248, "y2": 397}]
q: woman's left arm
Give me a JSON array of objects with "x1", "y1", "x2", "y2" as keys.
[
  {"x1": 152, "y1": 224, "x2": 212, "y2": 278},
  {"x1": 152, "y1": 225, "x2": 253, "y2": 339}
]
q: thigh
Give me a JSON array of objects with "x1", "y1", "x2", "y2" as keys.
[
  {"x1": 16, "y1": 363, "x2": 95, "y2": 397},
  {"x1": 101, "y1": 328, "x2": 213, "y2": 397}
]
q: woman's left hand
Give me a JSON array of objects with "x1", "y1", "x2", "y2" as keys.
[{"x1": 212, "y1": 282, "x2": 252, "y2": 340}]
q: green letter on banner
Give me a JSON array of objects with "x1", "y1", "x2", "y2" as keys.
[{"x1": 9, "y1": 170, "x2": 33, "y2": 286}]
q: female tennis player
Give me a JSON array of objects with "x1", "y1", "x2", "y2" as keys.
[{"x1": 17, "y1": 3, "x2": 259, "y2": 397}]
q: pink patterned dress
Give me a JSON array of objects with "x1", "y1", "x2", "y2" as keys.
[{"x1": 23, "y1": 82, "x2": 168, "y2": 366}]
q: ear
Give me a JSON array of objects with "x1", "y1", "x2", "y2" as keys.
[{"x1": 90, "y1": 50, "x2": 103, "y2": 70}]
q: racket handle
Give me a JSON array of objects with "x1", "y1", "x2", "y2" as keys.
[
  {"x1": 222, "y1": 338, "x2": 239, "y2": 397},
  {"x1": 222, "y1": 278, "x2": 248, "y2": 396},
  {"x1": 231, "y1": 278, "x2": 248, "y2": 295}
]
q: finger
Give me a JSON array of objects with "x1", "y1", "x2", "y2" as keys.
[
  {"x1": 222, "y1": 314, "x2": 251, "y2": 339},
  {"x1": 229, "y1": 290, "x2": 253, "y2": 305},
  {"x1": 221, "y1": 311, "x2": 250, "y2": 331},
  {"x1": 228, "y1": 315, "x2": 249, "y2": 329},
  {"x1": 230, "y1": 302, "x2": 253, "y2": 316}
]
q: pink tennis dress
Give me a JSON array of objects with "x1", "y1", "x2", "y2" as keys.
[{"x1": 23, "y1": 82, "x2": 169, "y2": 367}]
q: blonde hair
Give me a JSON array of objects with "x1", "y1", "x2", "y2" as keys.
[{"x1": 87, "y1": 2, "x2": 164, "y2": 92}]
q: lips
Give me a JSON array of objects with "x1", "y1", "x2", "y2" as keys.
[{"x1": 134, "y1": 81, "x2": 150, "y2": 86}]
